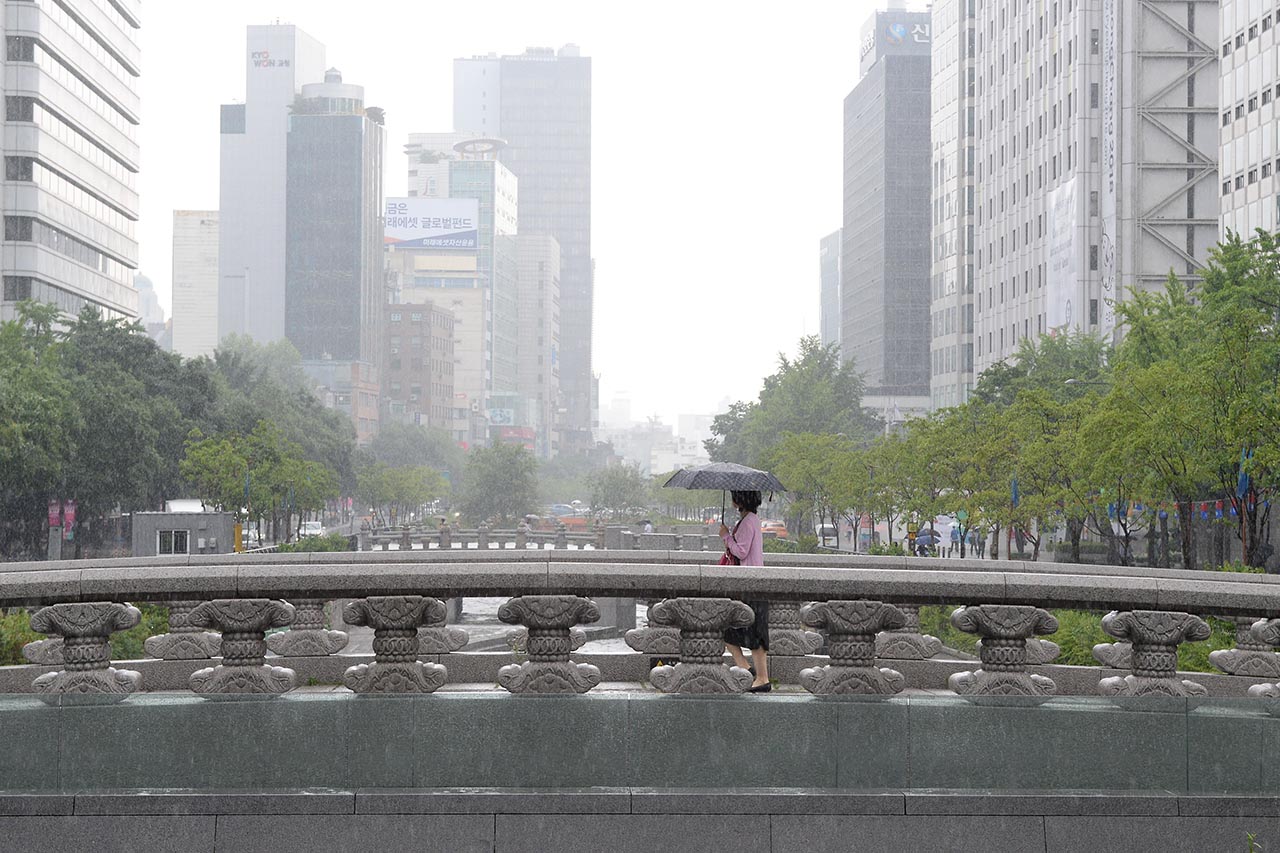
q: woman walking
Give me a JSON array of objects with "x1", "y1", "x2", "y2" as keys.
[{"x1": 719, "y1": 489, "x2": 771, "y2": 692}]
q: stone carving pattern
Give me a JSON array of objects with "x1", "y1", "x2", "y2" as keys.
[
  {"x1": 266, "y1": 599, "x2": 349, "y2": 657},
  {"x1": 342, "y1": 596, "x2": 448, "y2": 693},
  {"x1": 508, "y1": 627, "x2": 585, "y2": 654},
  {"x1": 1244, "y1": 618, "x2": 1280, "y2": 705},
  {"x1": 799, "y1": 600, "x2": 906, "y2": 695},
  {"x1": 1209, "y1": 616, "x2": 1280, "y2": 678},
  {"x1": 417, "y1": 598, "x2": 470, "y2": 654},
  {"x1": 647, "y1": 597, "x2": 754, "y2": 694},
  {"x1": 947, "y1": 605, "x2": 1058, "y2": 697},
  {"x1": 29, "y1": 602, "x2": 142, "y2": 697},
  {"x1": 1096, "y1": 610, "x2": 1210, "y2": 697},
  {"x1": 875, "y1": 604, "x2": 945, "y2": 660},
  {"x1": 22, "y1": 637, "x2": 64, "y2": 665},
  {"x1": 767, "y1": 600, "x2": 823, "y2": 656},
  {"x1": 144, "y1": 600, "x2": 223, "y2": 660},
  {"x1": 977, "y1": 637, "x2": 1061, "y2": 665},
  {"x1": 496, "y1": 595, "x2": 601, "y2": 694},
  {"x1": 625, "y1": 602, "x2": 681, "y2": 656},
  {"x1": 1092, "y1": 641, "x2": 1133, "y2": 668},
  {"x1": 187, "y1": 599, "x2": 297, "y2": 695}
]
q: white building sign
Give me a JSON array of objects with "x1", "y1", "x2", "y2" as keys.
[
  {"x1": 384, "y1": 198, "x2": 479, "y2": 249},
  {"x1": 1047, "y1": 179, "x2": 1078, "y2": 331}
]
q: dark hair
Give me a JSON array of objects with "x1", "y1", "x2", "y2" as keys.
[{"x1": 730, "y1": 490, "x2": 762, "y2": 514}]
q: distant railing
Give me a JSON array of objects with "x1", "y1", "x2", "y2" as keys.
[
  {"x1": 357, "y1": 522, "x2": 722, "y2": 552},
  {"x1": 5, "y1": 550, "x2": 1280, "y2": 702}
]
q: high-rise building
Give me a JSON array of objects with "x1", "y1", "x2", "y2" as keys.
[
  {"x1": 959, "y1": 0, "x2": 1217, "y2": 376},
  {"x1": 171, "y1": 211, "x2": 219, "y2": 359},
  {"x1": 284, "y1": 68, "x2": 386, "y2": 445},
  {"x1": 819, "y1": 230, "x2": 842, "y2": 353},
  {"x1": 842, "y1": 10, "x2": 932, "y2": 417},
  {"x1": 0, "y1": 0, "x2": 141, "y2": 321},
  {"x1": 453, "y1": 46, "x2": 594, "y2": 447},
  {"x1": 381, "y1": 301, "x2": 454, "y2": 431},
  {"x1": 1219, "y1": 2, "x2": 1278, "y2": 237},
  {"x1": 284, "y1": 68, "x2": 385, "y2": 366},
  {"x1": 404, "y1": 131, "x2": 475, "y2": 199},
  {"x1": 218, "y1": 24, "x2": 326, "y2": 344},
  {"x1": 515, "y1": 234, "x2": 561, "y2": 458},
  {"x1": 132, "y1": 274, "x2": 164, "y2": 337},
  {"x1": 928, "y1": 0, "x2": 976, "y2": 409}
]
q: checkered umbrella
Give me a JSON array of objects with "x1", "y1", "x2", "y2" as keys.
[{"x1": 663, "y1": 463, "x2": 786, "y2": 523}]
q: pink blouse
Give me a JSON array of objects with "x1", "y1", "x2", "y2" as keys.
[{"x1": 722, "y1": 512, "x2": 764, "y2": 567}]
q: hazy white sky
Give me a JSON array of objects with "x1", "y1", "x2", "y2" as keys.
[{"x1": 138, "y1": 0, "x2": 886, "y2": 427}]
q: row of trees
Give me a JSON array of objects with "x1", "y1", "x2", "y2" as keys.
[{"x1": 710, "y1": 232, "x2": 1280, "y2": 569}]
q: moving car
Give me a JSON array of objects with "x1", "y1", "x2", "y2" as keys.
[
  {"x1": 761, "y1": 520, "x2": 788, "y2": 539},
  {"x1": 300, "y1": 521, "x2": 324, "y2": 537}
]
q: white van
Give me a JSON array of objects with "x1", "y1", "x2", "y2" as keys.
[
  {"x1": 817, "y1": 523, "x2": 839, "y2": 546},
  {"x1": 300, "y1": 521, "x2": 324, "y2": 537}
]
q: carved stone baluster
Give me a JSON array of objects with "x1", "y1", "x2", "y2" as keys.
[
  {"x1": 507, "y1": 626, "x2": 586, "y2": 654},
  {"x1": 1097, "y1": 610, "x2": 1210, "y2": 697},
  {"x1": 22, "y1": 631, "x2": 64, "y2": 666},
  {"x1": 624, "y1": 600, "x2": 682, "y2": 656},
  {"x1": 143, "y1": 600, "x2": 222, "y2": 660},
  {"x1": 439, "y1": 521, "x2": 451, "y2": 550},
  {"x1": 648, "y1": 598, "x2": 754, "y2": 694},
  {"x1": 799, "y1": 600, "x2": 905, "y2": 694},
  {"x1": 554, "y1": 523, "x2": 568, "y2": 550},
  {"x1": 496, "y1": 595, "x2": 601, "y2": 694},
  {"x1": 477, "y1": 524, "x2": 489, "y2": 550},
  {"x1": 875, "y1": 604, "x2": 944, "y2": 660},
  {"x1": 266, "y1": 599, "x2": 348, "y2": 657},
  {"x1": 1092, "y1": 640, "x2": 1133, "y2": 668},
  {"x1": 188, "y1": 600, "x2": 297, "y2": 695},
  {"x1": 948, "y1": 605, "x2": 1058, "y2": 697},
  {"x1": 1209, "y1": 616, "x2": 1280, "y2": 677},
  {"x1": 343, "y1": 597, "x2": 448, "y2": 693},
  {"x1": 418, "y1": 599, "x2": 470, "y2": 654},
  {"x1": 766, "y1": 600, "x2": 823, "y2": 656},
  {"x1": 595, "y1": 522, "x2": 606, "y2": 550},
  {"x1": 29, "y1": 602, "x2": 142, "y2": 698},
  {"x1": 516, "y1": 522, "x2": 529, "y2": 550}
]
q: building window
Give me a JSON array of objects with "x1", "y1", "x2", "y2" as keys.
[
  {"x1": 1224, "y1": 110, "x2": 1233, "y2": 126},
  {"x1": 1249, "y1": 96, "x2": 1259, "y2": 112},
  {"x1": 1237, "y1": 175, "x2": 1246, "y2": 189},
  {"x1": 1089, "y1": 245, "x2": 1099, "y2": 270},
  {"x1": 1091, "y1": 84, "x2": 1100, "y2": 109},
  {"x1": 1249, "y1": 168, "x2": 1259, "y2": 184},
  {"x1": 390, "y1": 312, "x2": 402, "y2": 322},
  {"x1": 1090, "y1": 29, "x2": 1099, "y2": 54},
  {"x1": 1249, "y1": 24, "x2": 1258, "y2": 40},
  {"x1": 1265, "y1": 90, "x2": 1274, "y2": 106},
  {"x1": 1223, "y1": 41, "x2": 1232, "y2": 57},
  {"x1": 158, "y1": 530, "x2": 189, "y2": 556},
  {"x1": 1236, "y1": 104, "x2": 1246, "y2": 119},
  {"x1": 1089, "y1": 299, "x2": 1099, "y2": 326},
  {"x1": 1264, "y1": 162, "x2": 1273, "y2": 179},
  {"x1": 1224, "y1": 180, "x2": 1232, "y2": 195},
  {"x1": 1265, "y1": 15, "x2": 1273, "y2": 32},
  {"x1": 1237, "y1": 33, "x2": 1245, "y2": 48}
]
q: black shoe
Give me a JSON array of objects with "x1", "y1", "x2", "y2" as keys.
[{"x1": 748, "y1": 682, "x2": 772, "y2": 693}]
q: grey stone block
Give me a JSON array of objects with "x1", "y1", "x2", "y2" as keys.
[
  {"x1": 58, "y1": 694, "x2": 352, "y2": 790},
  {"x1": 625, "y1": 694, "x2": 837, "y2": 788},
  {"x1": 494, "y1": 814, "x2": 771, "y2": 853},
  {"x1": 0, "y1": 568, "x2": 80, "y2": 606},
  {"x1": 1043, "y1": 815, "x2": 1280, "y2": 853},
  {"x1": 72, "y1": 789, "x2": 355, "y2": 815},
  {"x1": 356, "y1": 787, "x2": 631, "y2": 814},
  {"x1": 1186, "y1": 702, "x2": 1270, "y2": 793},
  {"x1": 415, "y1": 694, "x2": 629, "y2": 787},
  {"x1": 830, "y1": 696, "x2": 912, "y2": 788},
  {"x1": 771, "y1": 814, "x2": 1049, "y2": 853},
  {"x1": 213, "y1": 814, "x2": 494, "y2": 853},
  {"x1": 906, "y1": 696, "x2": 1188, "y2": 791},
  {"x1": 79, "y1": 565, "x2": 237, "y2": 600},
  {"x1": 0, "y1": 815, "x2": 216, "y2": 852},
  {"x1": 904, "y1": 790, "x2": 1176, "y2": 816},
  {"x1": 1178, "y1": 795, "x2": 1280, "y2": 817},
  {"x1": 0, "y1": 792, "x2": 73, "y2": 815},
  {"x1": 1003, "y1": 572, "x2": 1160, "y2": 611},
  {"x1": 341, "y1": 694, "x2": 418, "y2": 788},
  {"x1": 0, "y1": 695, "x2": 60, "y2": 789},
  {"x1": 629, "y1": 787, "x2": 905, "y2": 814},
  {"x1": 548, "y1": 561, "x2": 700, "y2": 598}
]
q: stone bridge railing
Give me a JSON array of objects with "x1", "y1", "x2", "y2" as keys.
[
  {"x1": 5, "y1": 550, "x2": 1280, "y2": 701},
  {"x1": 358, "y1": 523, "x2": 721, "y2": 552}
]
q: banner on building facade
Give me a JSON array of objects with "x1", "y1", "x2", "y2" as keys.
[
  {"x1": 1099, "y1": 0, "x2": 1119, "y2": 338},
  {"x1": 384, "y1": 198, "x2": 479, "y2": 249},
  {"x1": 1047, "y1": 179, "x2": 1078, "y2": 332}
]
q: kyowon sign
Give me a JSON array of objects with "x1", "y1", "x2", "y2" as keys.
[{"x1": 383, "y1": 198, "x2": 479, "y2": 249}]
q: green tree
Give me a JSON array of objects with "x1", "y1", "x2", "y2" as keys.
[
  {"x1": 588, "y1": 463, "x2": 648, "y2": 518},
  {"x1": 458, "y1": 443, "x2": 538, "y2": 525}
]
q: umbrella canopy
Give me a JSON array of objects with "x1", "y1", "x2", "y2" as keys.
[
  {"x1": 663, "y1": 462, "x2": 787, "y2": 493},
  {"x1": 914, "y1": 530, "x2": 942, "y2": 545}
]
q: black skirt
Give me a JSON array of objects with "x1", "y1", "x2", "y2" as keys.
[{"x1": 723, "y1": 599, "x2": 770, "y2": 651}]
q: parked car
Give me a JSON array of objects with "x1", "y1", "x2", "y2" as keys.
[
  {"x1": 761, "y1": 520, "x2": 788, "y2": 539},
  {"x1": 300, "y1": 521, "x2": 324, "y2": 537}
]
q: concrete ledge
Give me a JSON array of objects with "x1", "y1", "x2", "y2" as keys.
[{"x1": 0, "y1": 790, "x2": 1275, "y2": 852}]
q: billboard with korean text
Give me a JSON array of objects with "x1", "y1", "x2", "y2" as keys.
[{"x1": 384, "y1": 198, "x2": 479, "y2": 249}]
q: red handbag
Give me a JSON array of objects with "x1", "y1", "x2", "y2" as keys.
[{"x1": 718, "y1": 518, "x2": 743, "y2": 565}]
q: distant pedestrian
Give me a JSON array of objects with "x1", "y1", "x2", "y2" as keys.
[
  {"x1": 949, "y1": 526, "x2": 960, "y2": 558},
  {"x1": 642, "y1": 519, "x2": 654, "y2": 534},
  {"x1": 719, "y1": 490, "x2": 771, "y2": 693}
]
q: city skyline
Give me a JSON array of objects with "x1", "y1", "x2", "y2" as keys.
[{"x1": 136, "y1": 1, "x2": 884, "y2": 427}]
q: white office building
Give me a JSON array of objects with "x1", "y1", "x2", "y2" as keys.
[
  {"x1": 0, "y1": 0, "x2": 142, "y2": 321},
  {"x1": 217, "y1": 24, "x2": 325, "y2": 344},
  {"x1": 938, "y1": 0, "x2": 1218, "y2": 378},
  {"x1": 1219, "y1": 1, "x2": 1280, "y2": 237},
  {"x1": 515, "y1": 234, "x2": 561, "y2": 458},
  {"x1": 171, "y1": 210, "x2": 219, "y2": 358}
]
